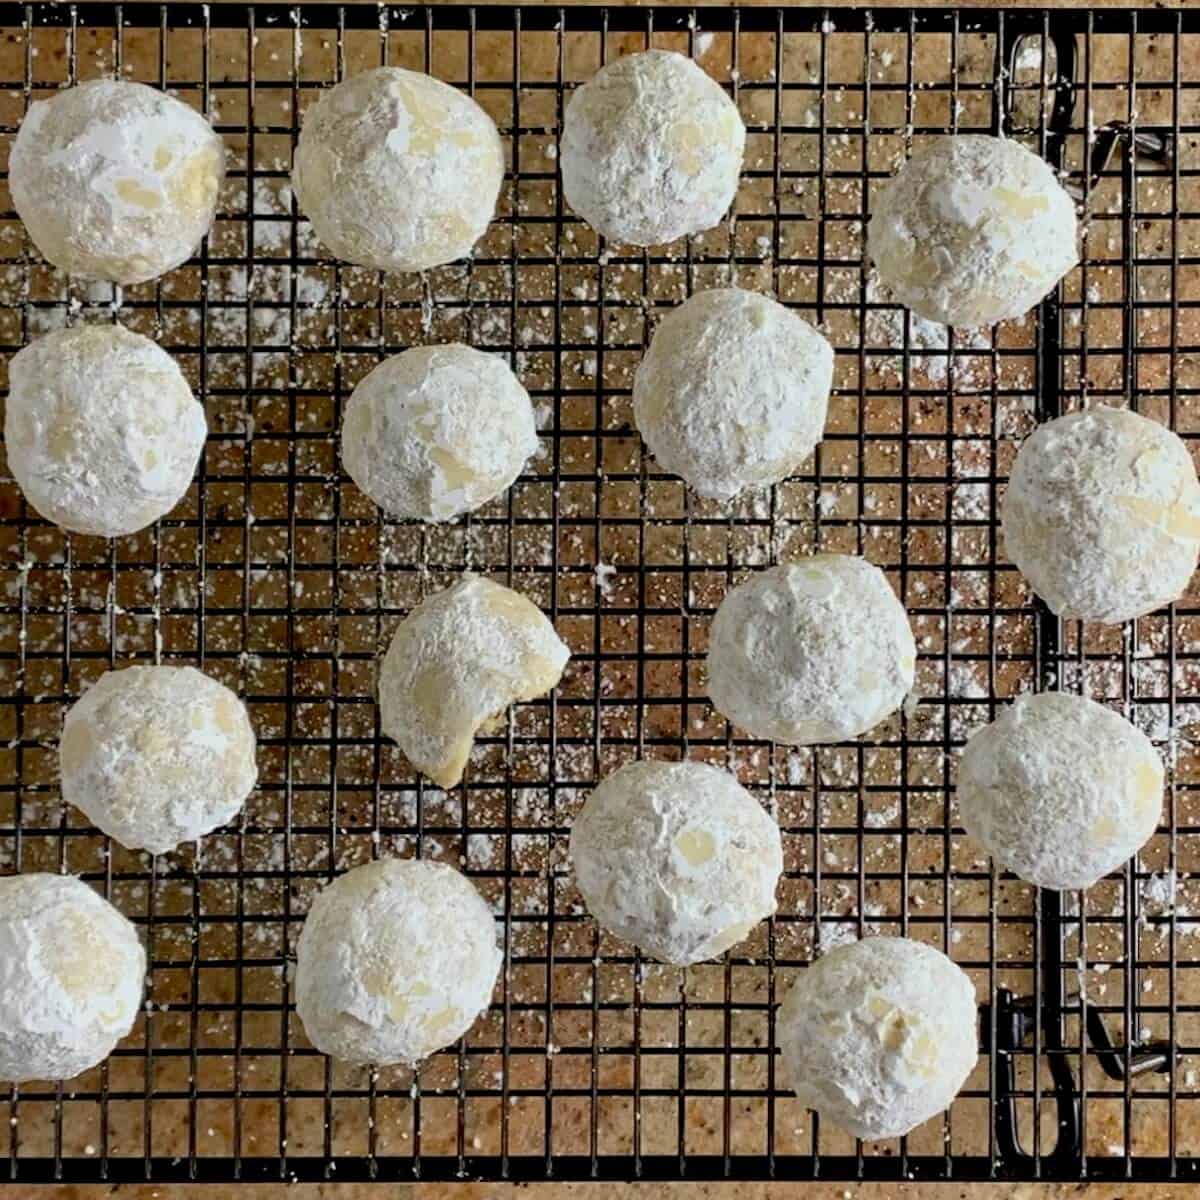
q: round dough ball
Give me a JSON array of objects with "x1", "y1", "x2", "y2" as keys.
[
  {"x1": 956, "y1": 691, "x2": 1163, "y2": 891},
  {"x1": 292, "y1": 67, "x2": 504, "y2": 273},
  {"x1": 1002, "y1": 407, "x2": 1200, "y2": 623},
  {"x1": 295, "y1": 858, "x2": 501, "y2": 1065},
  {"x1": 561, "y1": 50, "x2": 745, "y2": 246},
  {"x1": 380, "y1": 574, "x2": 569, "y2": 788},
  {"x1": 0, "y1": 873, "x2": 145, "y2": 1082},
  {"x1": 569, "y1": 760, "x2": 783, "y2": 965},
  {"x1": 61, "y1": 665, "x2": 258, "y2": 855},
  {"x1": 779, "y1": 936, "x2": 977, "y2": 1140},
  {"x1": 5, "y1": 324, "x2": 207, "y2": 538},
  {"x1": 11, "y1": 79, "x2": 225, "y2": 285},
  {"x1": 867, "y1": 134, "x2": 1078, "y2": 327},
  {"x1": 342, "y1": 344, "x2": 538, "y2": 521},
  {"x1": 634, "y1": 288, "x2": 833, "y2": 500},
  {"x1": 707, "y1": 556, "x2": 916, "y2": 745}
]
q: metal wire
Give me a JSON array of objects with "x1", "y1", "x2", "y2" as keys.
[{"x1": 0, "y1": 1, "x2": 1197, "y2": 1184}]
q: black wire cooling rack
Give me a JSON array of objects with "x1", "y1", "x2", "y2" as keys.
[{"x1": 0, "y1": 0, "x2": 1199, "y2": 1185}]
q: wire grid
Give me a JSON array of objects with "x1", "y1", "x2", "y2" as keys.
[{"x1": 0, "y1": 1, "x2": 1198, "y2": 1184}]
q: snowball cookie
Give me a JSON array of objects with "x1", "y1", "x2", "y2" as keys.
[
  {"x1": 380, "y1": 574, "x2": 569, "y2": 788},
  {"x1": 778, "y1": 937, "x2": 977, "y2": 1141},
  {"x1": 868, "y1": 134, "x2": 1078, "y2": 327},
  {"x1": 295, "y1": 858, "x2": 501, "y2": 1065},
  {"x1": 561, "y1": 50, "x2": 745, "y2": 246},
  {"x1": 342, "y1": 344, "x2": 538, "y2": 521},
  {"x1": 956, "y1": 692, "x2": 1163, "y2": 891},
  {"x1": 1002, "y1": 407, "x2": 1200, "y2": 623},
  {"x1": 569, "y1": 760, "x2": 783, "y2": 965},
  {"x1": 11, "y1": 80, "x2": 224, "y2": 285},
  {"x1": 5, "y1": 324, "x2": 207, "y2": 538},
  {"x1": 292, "y1": 67, "x2": 504, "y2": 273},
  {"x1": 60, "y1": 665, "x2": 258, "y2": 855},
  {"x1": 707, "y1": 555, "x2": 916, "y2": 745},
  {"x1": 0, "y1": 873, "x2": 145, "y2": 1082},
  {"x1": 633, "y1": 288, "x2": 833, "y2": 501}
]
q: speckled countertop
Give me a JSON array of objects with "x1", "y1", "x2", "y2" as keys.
[
  {"x1": 17, "y1": 1183, "x2": 1200, "y2": 1199},
  {"x1": 2, "y1": 0, "x2": 1196, "y2": 1196}
]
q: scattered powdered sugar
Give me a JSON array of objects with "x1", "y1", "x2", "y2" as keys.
[
  {"x1": 594, "y1": 561, "x2": 617, "y2": 595},
  {"x1": 863, "y1": 271, "x2": 992, "y2": 390},
  {"x1": 1142, "y1": 869, "x2": 1179, "y2": 913},
  {"x1": 6, "y1": 43, "x2": 1199, "y2": 1110},
  {"x1": 947, "y1": 662, "x2": 988, "y2": 700},
  {"x1": 817, "y1": 920, "x2": 861, "y2": 952}
]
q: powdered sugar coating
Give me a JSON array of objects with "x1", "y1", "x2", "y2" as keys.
[
  {"x1": 379, "y1": 574, "x2": 569, "y2": 788},
  {"x1": 295, "y1": 858, "x2": 501, "y2": 1065},
  {"x1": 561, "y1": 50, "x2": 745, "y2": 246},
  {"x1": 11, "y1": 79, "x2": 224, "y2": 285},
  {"x1": 1002, "y1": 407, "x2": 1200, "y2": 624},
  {"x1": 0, "y1": 873, "x2": 145, "y2": 1082},
  {"x1": 707, "y1": 556, "x2": 916, "y2": 745},
  {"x1": 569, "y1": 760, "x2": 783, "y2": 966},
  {"x1": 5, "y1": 324, "x2": 207, "y2": 538},
  {"x1": 778, "y1": 936, "x2": 977, "y2": 1140},
  {"x1": 61, "y1": 665, "x2": 258, "y2": 855},
  {"x1": 342, "y1": 344, "x2": 538, "y2": 522},
  {"x1": 868, "y1": 134, "x2": 1078, "y2": 328},
  {"x1": 957, "y1": 691, "x2": 1163, "y2": 891},
  {"x1": 292, "y1": 67, "x2": 504, "y2": 273},
  {"x1": 634, "y1": 288, "x2": 833, "y2": 501}
]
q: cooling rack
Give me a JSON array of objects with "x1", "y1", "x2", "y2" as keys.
[{"x1": 0, "y1": 0, "x2": 1198, "y2": 1185}]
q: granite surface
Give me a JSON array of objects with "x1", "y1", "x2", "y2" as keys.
[
  {"x1": 0, "y1": 0, "x2": 1196, "y2": 1197},
  {"x1": 15, "y1": 1183, "x2": 1200, "y2": 1199}
]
